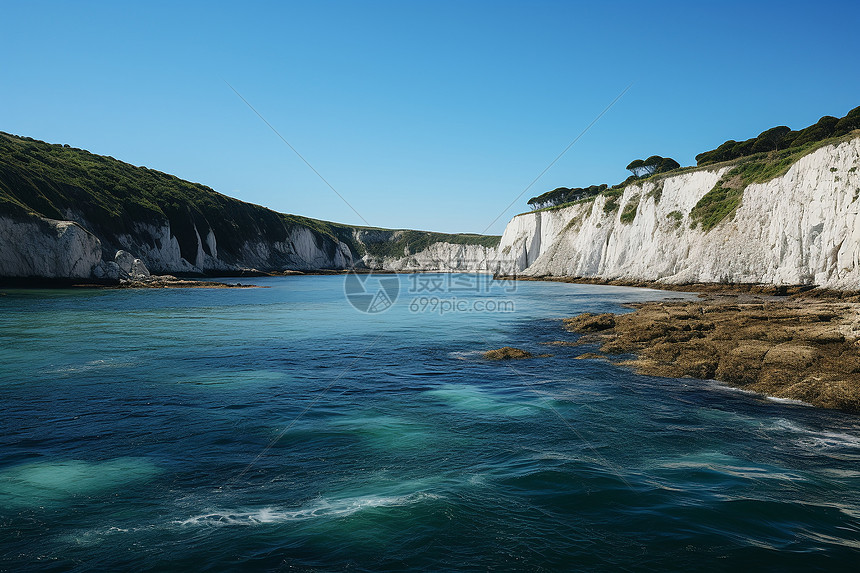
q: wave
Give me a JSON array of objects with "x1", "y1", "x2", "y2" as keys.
[
  {"x1": 656, "y1": 451, "x2": 806, "y2": 482},
  {"x1": 769, "y1": 419, "x2": 860, "y2": 449},
  {"x1": 176, "y1": 492, "x2": 440, "y2": 527},
  {"x1": 706, "y1": 380, "x2": 815, "y2": 408}
]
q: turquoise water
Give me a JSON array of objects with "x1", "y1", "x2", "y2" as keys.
[{"x1": 1, "y1": 275, "x2": 859, "y2": 571}]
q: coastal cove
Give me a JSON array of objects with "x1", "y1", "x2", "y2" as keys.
[
  {"x1": 2, "y1": 275, "x2": 860, "y2": 570},
  {"x1": 5, "y1": 3, "x2": 860, "y2": 569}
]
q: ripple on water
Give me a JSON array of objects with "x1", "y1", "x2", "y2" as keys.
[
  {"x1": 172, "y1": 369, "x2": 289, "y2": 387},
  {"x1": 424, "y1": 384, "x2": 545, "y2": 417},
  {"x1": 653, "y1": 450, "x2": 807, "y2": 483},
  {"x1": 4, "y1": 278, "x2": 860, "y2": 570},
  {"x1": 41, "y1": 358, "x2": 138, "y2": 376}
]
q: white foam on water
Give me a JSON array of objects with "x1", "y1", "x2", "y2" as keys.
[
  {"x1": 707, "y1": 380, "x2": 816, "y2": 409},
  {"x1": 447, "y1": 350, "x2": 485, "y2": 361},
  {"x1": 766, "y1": 396, "x2": 814, "y2": 407},
  {"x1": 60, "y1": 525, "x2": 134, "y2": 547},
  {"x1": 769, "y1": 419, "x2": 860, "y2": 449},
  {"x1": 770, "y1": 419, "x2": 808, "y2": 434},
  {"x1": 176, "y1": 491, "x2": 439, "y2": 527},
  {"x1": 705, "y1": 381, "x2": 759, "y2": 396},
  {"x1": 695, "y1": 406, "x2": 762, "y2": 430},
  {"x1": 0, "y1": 457, "x2": 161, "y2": 508}
]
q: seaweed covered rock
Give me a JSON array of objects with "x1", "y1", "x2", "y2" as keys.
[
  {"x1": 563, "y1": 313, "x2": 616, "y2": 332},
  {"x1": 483, "y1": 347, "x2": 533, "y2": 360}
]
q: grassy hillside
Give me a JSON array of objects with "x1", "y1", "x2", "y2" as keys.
[{"x1": 0, "y1": 132, "x2": 499, "y2": 266}]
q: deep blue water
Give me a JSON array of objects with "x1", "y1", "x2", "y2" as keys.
[{"x1": 1, "y1": 275, "x2": 859, "y2": 571}]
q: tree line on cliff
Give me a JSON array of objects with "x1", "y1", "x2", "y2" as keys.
[{"x1": 528, "y1": 105, "x2": 860, "y2": 211}]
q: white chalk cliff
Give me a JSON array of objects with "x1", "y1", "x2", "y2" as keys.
[
  {"x1": 497, "y1": 137, "x2": 860, "y2": 289},
  {"x1": 3, "y1": 137, "x2": 859, "y2": 287},
  {"x1": 0, "y1": 213, "x2": 501, "y2": 280},
  {"x1": 0, "y1": 217, "x2": 102, "y2": 279}
]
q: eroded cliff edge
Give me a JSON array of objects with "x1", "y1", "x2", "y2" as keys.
[{"x1": 499, "y1": 137, "x2": 860, "y2": 290}]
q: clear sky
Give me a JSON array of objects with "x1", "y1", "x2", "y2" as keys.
[{"x1": 3, "y1": 0, "x2": 859, "y2": 235}]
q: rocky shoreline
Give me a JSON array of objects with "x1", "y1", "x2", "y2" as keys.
[
  {"x1": 112, "y1": 275, "x2": 259, "y2": 289},
  {"x1": 561, "y1": 294, "x2": 860, "y2": 413}
]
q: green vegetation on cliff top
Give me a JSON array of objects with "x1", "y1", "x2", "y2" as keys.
[
  {"x1": 0, "y1": 132, "x2": 498, "y2": 263},
  {"x1": 695, "y1": 106, "x2": 860, "y2": 166},
  {"x1": 525, "y1": 105, "x2": 860, "y2": 226},
  {"x1": 689, "y1": 134, "x2": 860, "y2": 231}
]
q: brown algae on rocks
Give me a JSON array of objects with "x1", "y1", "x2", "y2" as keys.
[{"x1": 563, "y1": 296, "x2": 860, "y2": 412}]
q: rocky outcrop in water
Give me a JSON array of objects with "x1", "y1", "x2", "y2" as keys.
[
  {"x1": 563, "y1": 296, "x2": 860, "y2": 412},
  {"x1": 483, "y1": 347, "x2": 534, "y2": 360}
]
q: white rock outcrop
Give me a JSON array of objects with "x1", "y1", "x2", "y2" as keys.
[
  {"x1": 498, "y1": 138, "x2": 860, "y2": 289},
  {"x1": 0, "y1": 216, "x2": 102, "y2": 278},
  {"x1": 113, "y1": 250, "x2": 150, "y2": 279}
]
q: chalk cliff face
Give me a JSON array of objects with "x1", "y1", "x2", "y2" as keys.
[
  {"x1": 498, "y1": 138, "x2": 860, "y2": 289},
  {"x1": 3, "y1": 130, "x2": 859, "y2": 287},
  {"x1": 0, "y1": 131, "x2": 502, "y2": 281},
  {"x1": 109, "y1": 220, "x2": 357, "y2": 274},
  {"x1": 0, "y1": 216, "x2": 102, "y2": 279},
  {"x1": 0, "y1": 210, "x2": 501, "y2": 280}
]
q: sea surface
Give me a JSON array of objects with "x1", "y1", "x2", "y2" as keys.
[{"x1": 1, "y1": 275, "x2": 859, "y2": 571}]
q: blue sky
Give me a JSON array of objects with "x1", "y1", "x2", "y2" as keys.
[{"x1": 3, "y1": 0, "x2": 859, "y2": 234}]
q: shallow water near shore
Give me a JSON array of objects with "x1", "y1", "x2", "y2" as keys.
[{"x1": 2, "y1": 275, "x2": 859, "y2": 571}]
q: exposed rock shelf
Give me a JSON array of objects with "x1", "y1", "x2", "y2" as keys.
[{"x1": 563, "y1": 295, "x2": 860, "y2": 413}]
